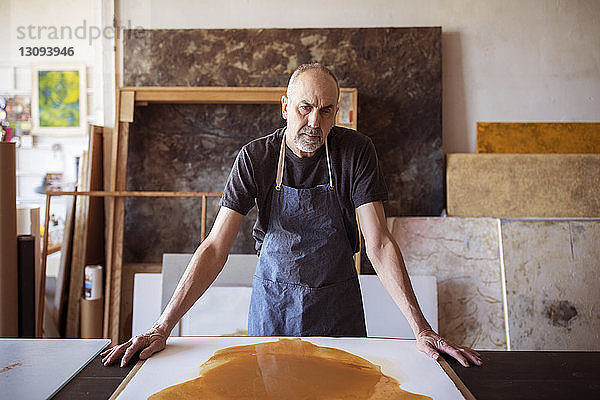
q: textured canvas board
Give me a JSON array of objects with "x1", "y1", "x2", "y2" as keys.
[
  {"x1": 122, "y1": 27, "x2": 443, "y2": 263},
  {"x1": 387, "y1": 217, "x2": 507, "y2": 350},
  {"x1": 446, "y1": 154, "x2": 600, "y2": 218},
  {"x1": 501, "y1": 220, "x2": 600, "y2": 350}
]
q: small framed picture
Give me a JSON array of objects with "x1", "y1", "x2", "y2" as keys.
[{"x1": 31, "y1": 64, "x2": 87, "y2": 135}]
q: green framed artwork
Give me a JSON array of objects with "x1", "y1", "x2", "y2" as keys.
[{"x1": 32, "y1": 64, "x2": 87, "y2": 135}]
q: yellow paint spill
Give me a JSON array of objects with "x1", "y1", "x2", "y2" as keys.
[{"x1": 149, "y1": 338, "x2": 431, "y2": 400}]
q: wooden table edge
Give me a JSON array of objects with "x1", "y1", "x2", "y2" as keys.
[
  {"x1": 438, "y1": 357, "x2": 477, "y2": 400},
  {"x1": 108, "y1": 359, "x2": 146, "y2": 400}
]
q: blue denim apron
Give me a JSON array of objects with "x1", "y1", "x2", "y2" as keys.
[{"x1": 248, "y1": 131, "x2": 366, "y2": 337}]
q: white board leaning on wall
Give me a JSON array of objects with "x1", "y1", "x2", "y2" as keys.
[{"x1": 133, "y1": 253, "x2": 438, "y2": 339}]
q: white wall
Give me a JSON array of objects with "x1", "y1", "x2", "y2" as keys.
[
  {"x1": 3, "y1": 0, "x2": 113, "y2": 126},
  {"x1": 5, "y1": 0, "x2": 97, "y2": 63},
  {"x1": 118, "y1": 0, "x2": 600, "y2": 153},
  {"x1": 1, "y1": 0, "x2": 111, "y2": 219},
  {"x1": 3, "y1": 0, "x2": 599, "y2": 152}
]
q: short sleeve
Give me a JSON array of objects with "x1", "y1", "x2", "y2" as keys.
[
  {"x1": 351, "y1": 137, "x2": 388, "y2": 208},
  {"x1": 219, "y1": 146, "x2": 257, "y2": 215}
]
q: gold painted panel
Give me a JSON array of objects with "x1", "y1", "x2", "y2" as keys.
[
  {"x1": 446, "y1": 154, "x2": 600, "y2": 218},
  {"x1": 477, "y1": 122, "x2": 600, "y2": 153}
]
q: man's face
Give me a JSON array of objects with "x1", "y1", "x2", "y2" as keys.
[{"x1": 282, "y1": 69, "x2": 339, "y2": 158}]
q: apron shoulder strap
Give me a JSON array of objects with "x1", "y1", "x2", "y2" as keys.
[
  {"x1": 275, "y1": 132, "x2": 286, "y2": 190},
  {"x1": 275, "y1": 130, "x2": 334, "y2": 190}
]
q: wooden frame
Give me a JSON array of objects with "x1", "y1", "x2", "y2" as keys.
[
  {"x1": 31, "y1": 64, "x2": 87, "y2": 136},
  {"x1": 121, "y1": 86, "x2": 358, "y2": 130},
  {"x1": 101, "y1": 86, "x2": 358, "y2": 344},
  {"x1": 37, "y1": 190, "x2": 221, "y2": 338}
]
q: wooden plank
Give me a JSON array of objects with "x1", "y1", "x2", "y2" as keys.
[
  {"x1": 201, "y1": 196, "x2": 207, "y2": 242},
  {"x1": 101, "y1": 126, "x2": 113, "y2": 250},
  {"x1": 122, "y1": 86, "x2": 358, "y2": 130},
  {"x1": 80, "y1": 127, "x2": 106, "y2": 337},
  {"x1": 104, "y1": 102, "x2": 120, "y2": 340},
  {"x1": 109, "y1": 122, "x2": 130, "y2": 344},
  {"x1": 109, "y1": 218, "x2": 123, "y2": 342},
  {"x1": 438, "y1": 357, "x2": 476, "y2": 400},
  {"x1": 47, "y1": 244, "x2": 61, "y2": 255},
  {"x1": 46, "y1": 190, "x2": 222, "y2": 198},
  {"x1": 85, "y1": 127, "x2": 105, "y2": 267},
  {"x1": 447, "y1": 153, "x2": 600, "y2": 218},
  {"x1": 477, "y1": 122, "x2": 600, "y2": 153},
  {"x1": 126, "y1": 86, "x2": 286, "y2": 104},
  {"x1": 53, "y1": 195, "x2": 76, "y2": 336},
  {"x1": 65, "y1": 127, "x2": 104, "y2": 337},
  {"x1": 101, "y1": 126, "x2": 113, "y2": 332},
  {"x1": 108, "y1": 359, "x2": 146, "y2": 400},
  {"x1": 106, "y1": 194, "x2": 123, "y2": 344},
  {"x1": 352, "y1": 89, "x2": 358, "y2": 130},
  {"x1": 36, "y1": 194, "x2": 52, "y2": 337},
  {"x1": 105, "y1": 0, "x2": 122, "y2": 341},
  {"x1": 66, "y1": 150, "x2": 90, "y2": 337},
  {"x1": 119, "y1": 91, "x2": 135, "y2": 123}
]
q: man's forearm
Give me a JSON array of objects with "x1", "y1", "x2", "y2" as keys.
[
  {"x1": 153, "y1": 238, "x2": 229, "y2": 335},
  {"x1": 366, "y1": 236, "x2": 432, "y2": 336}
]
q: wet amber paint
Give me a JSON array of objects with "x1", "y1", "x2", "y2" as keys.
[{"x1": 149, "y1": 338, "x2": 431, "y2": 400}]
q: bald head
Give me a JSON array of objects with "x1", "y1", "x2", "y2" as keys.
[
  {"x1": 281, "y1": 63, "x2": 340, "y2": 157},
  {"x1": 286, "y1": 63, "x2": 340, "y2": 100}
]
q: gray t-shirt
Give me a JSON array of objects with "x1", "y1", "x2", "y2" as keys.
[{"x1": 219, "y1": 126, "x2": 388, "y2": 253}]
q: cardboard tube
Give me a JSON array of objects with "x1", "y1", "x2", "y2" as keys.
[
  {"x1": 0, "y1": 142, "x2": 18, "y2": 337},
  {"x1": 80, "y1": 297, "x2": 104, "y2": 338}
]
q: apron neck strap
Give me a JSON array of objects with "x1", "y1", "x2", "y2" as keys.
[
  {"x1": 324, "y1": 137, "x2": 334, "y2": 190},
  {"x1": 276, "y1": 130, "x2": 334, "y2": 191},
  {"x1": 275, "y1": 131, "x2": 286, "y2": 190}
]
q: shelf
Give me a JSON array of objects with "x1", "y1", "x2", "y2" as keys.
[
  {"x1": 47, "y1": 244, "x2": 61, "y2": 255},
  {"x1": 119, "y1": 86, "x2": 358, "y2": 130}
]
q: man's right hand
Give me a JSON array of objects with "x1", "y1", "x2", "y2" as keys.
[{"x1": 101, "y1": 327, "x2": 168, "y2": 367}]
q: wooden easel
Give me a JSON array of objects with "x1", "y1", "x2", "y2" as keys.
[{"x1": 98, "y1": 86, "x2": 359, "y2": 344}]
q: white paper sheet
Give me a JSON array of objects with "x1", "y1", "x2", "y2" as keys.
[
  {"x1": 132, "y1": 273, "x2": 162, "y2": 337},
  {"x1": 359, "y1": 275, "x2": 438, "y2": 338},
  {"x1": 115, "y1": 337, "x2": 465, "y2": 399},
  {"x1": 180, "y1": 286, "x2": 252, "y2": 335}
]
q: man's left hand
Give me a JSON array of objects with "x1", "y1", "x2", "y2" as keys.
[{"x1": 416, "y1": 328, "x2": 483, "y2": 367}]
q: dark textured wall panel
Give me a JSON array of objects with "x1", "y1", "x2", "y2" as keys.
[
  {"x1": 124, "y1": 103, "x2": 282, "y2": 262},
  {"x1": 123, "y1": 28, "x2": 442, "y2": 263}
]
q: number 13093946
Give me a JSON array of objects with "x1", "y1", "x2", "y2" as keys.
[{"x1": 19, "y1": 46, "x2": 74, "y2": 56}]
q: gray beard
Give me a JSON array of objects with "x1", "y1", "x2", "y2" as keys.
[{"x1": 293, "y1": 127, "x2": 324, "y2": 153}]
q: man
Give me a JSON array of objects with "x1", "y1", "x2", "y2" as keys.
[{"x1": 102, "y1": 63, "x2": 482, "y2": 368}]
